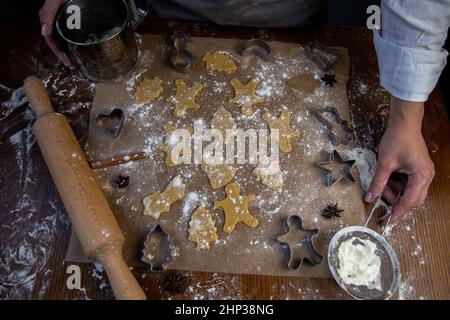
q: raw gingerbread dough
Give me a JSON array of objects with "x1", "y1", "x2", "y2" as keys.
[
  {"x1": 135, "y1": 76, "x2": 164, "y2": 105},
  {"x1": 215, "y1": 183, "x2": 259, "y2": 234},
  {"x1": 253, "y1": 155, "x2": 284, "y2": 192},
  {"x1": 202, "y1": 51, "x2": 238, "y2": 73},
  {"x1": 262, "y1": 110, "x2": 300, "y2": 153},
  {"x1": 201, "y1": 106, "x2": 237, "y2": 188},
  {"x1": 166, "y1": 79, "x2": 204, "y2": 118},
  {"x1": 202, "y1": 161, "x2": 236, "y2": 189},
  {"x1": 157, "y1": 121, "x2": 193, "y2": 167},
  {"x1": 229, "y1": 78, "x2": 264, "y2": 116},
  {"x1": 188, "y1": 205, "x2": 219, "y2": 250},
  {"x1": 211, "y1": 106, "x2": 237, "y2": 137},
  {"x1": 143, "y1": 175, "x2": 186, "y2": 219}
]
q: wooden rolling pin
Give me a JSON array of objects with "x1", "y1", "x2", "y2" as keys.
[{"x1": 23, "y1": 76, "x2": 146, "y2": 300}]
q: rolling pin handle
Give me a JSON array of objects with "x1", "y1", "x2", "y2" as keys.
[
  {"x1": 24, "y1": 76, "x2": 55, "y2": 118},
  {"x1": 97, "y1": 247, "x2": 147, "y2": 300}
]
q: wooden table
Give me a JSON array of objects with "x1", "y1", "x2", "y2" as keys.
[{"x1": 0, "y1": 18, "x2": 449, "y2": 300}]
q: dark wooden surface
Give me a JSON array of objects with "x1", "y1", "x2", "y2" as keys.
[{"x1": 0, "y1": 18, "x2": 449, "y2": 300}]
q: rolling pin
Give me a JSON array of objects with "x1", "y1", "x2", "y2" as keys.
[{"x1": 23, "y1": 76, "x2": 146, "y2": 300}]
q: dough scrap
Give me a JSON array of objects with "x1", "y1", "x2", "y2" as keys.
[
  {"x1": 202, "y1": 51, "x2": 238, "y2": 73},
  {"x1": 253, "y1": 155, "x2": 283, "y2": 192},
  {"x1": 211, "y1": 106, "x2": 237, "y2": 138},
  {"x1": 188, "y1": 205, "x2": 219, "y2": 250},
  {"x1": 143, "y1": 175, "x2": 186, "y2": 219},
  {"x1": 135, "y1": 76, "x2": 164, "y2": 105},
  {"x1": 263, "y1": 110, "x2": 300, "y2": 153},
  {"x1": 202, "y1": 162, "x2": 236, "y2": 189},
  {"x1": 166, "y1": 79, "x2": 204, "y2": 118},
  {"x1": 157, "y1": 121, "x2": 193, "y2": 167},
  {"x1": 229, "y1": 78, "x2": 264, "y2": 116},
  {"x1": 215, "y1": 183, "x2": 258, "y2": 234}
]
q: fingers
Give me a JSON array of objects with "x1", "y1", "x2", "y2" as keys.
[
  {"x1": 365, "y1": 163, "x2": 394, "y2": 203},
  {"x1": 39, "y1": 0, "x2": 71, "y2": 66},
  {"x1": 39, "y1": 0, "x2": 67, "y2": 32},
  {"x1": 44, "y1": 34, "x2": 71, "y2": 66},
  {"x1": 391, "y1": 169, "x2": 434, "y2": 222}
]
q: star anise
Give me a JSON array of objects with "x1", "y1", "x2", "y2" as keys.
[
  {"x1": 113, "y1": 175, "x2": 129, "y2": 189},
  {"x1": 321, "y1": 73, "x2": 337, "y2": 87},
  {"x1": 163, "y1": 273, "x2": 189, "y2": 294},
  {"x1": 322, "y1": 203, "x2": 344, "y2": 219}
]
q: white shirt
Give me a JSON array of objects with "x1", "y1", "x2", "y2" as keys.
[{"x1": 374, "y1": 0, "x2": 450, "y2": 102}]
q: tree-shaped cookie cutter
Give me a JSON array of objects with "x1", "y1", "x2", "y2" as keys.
[
  {"x1": 277, "y1": 215, "x2": 323, "y2": 270},
  {"x1": 141, "y1": 224, "x2": 176, "y2": 272},
  {"x1": 310, "y1": 106, "x2": 353, "y2": 146}
]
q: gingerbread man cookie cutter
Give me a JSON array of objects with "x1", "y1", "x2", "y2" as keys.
[{"x1": 277, "y1": 215, "x2": 323, "y2": 270}]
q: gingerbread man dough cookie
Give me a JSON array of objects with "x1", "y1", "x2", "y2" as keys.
[
  {"x1": 229, "y1": 78, "x2": 264, "y2": 116},
  {"x1": 253, "y1": 155, "x2": 284, "y2": 192},
  {"x1": 143, "y1": 175, "x2": 186, "y2": 219},
  {"x1": 262, "y1": 110, "x2": 300, "y2": 153},
  {"x1": 202, "y1": 51, "x2": 238, "y2": 73},
  {"x1": 135, "y1": 76, "x2": 164, "y2": 105},
  {"x1": 166, "y1": 79, "x2": 204, "y2": 118},
  {"x1": 157, "y1": 121, "x2": 193, "y2": 167},
  {"x1": 215, "y1": 183, "x2": 259, "y2": 234},
  {"x1": 188, "y1": 205, "x2": 219, "y2": 250}
]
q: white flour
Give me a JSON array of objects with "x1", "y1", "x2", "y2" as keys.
[{"x1": 337, "y1": 237, "x2": 382, "y2": 291}]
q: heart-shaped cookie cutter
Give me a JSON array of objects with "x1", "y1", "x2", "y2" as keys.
[
  {"x1": 169, "y1": 31, "x2": 194, "y2": 73},
  {"x1": 277, "y1": 215, "x2": 323, "y2": 270},
  {"x1": 94, "y1": 108, "x2": 124, "y2": 138}
]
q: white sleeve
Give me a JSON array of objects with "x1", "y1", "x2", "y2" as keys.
[{"x1": 373, "y1": 0, "x2": 450, "y2": 102}]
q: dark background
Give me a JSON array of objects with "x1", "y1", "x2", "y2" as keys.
[{"x1": 0, "y1": 0, "x2": 448, "y2": 117}]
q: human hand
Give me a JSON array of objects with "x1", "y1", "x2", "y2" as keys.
[
  {"x1": 365, "y1": 96, "x2": 435, "y2": 223},
  {"x1": 39, "y1": 0, "x2": 71, "y2": 66}
]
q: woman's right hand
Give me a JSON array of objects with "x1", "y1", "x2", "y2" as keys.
[{"x1": 39, "y1": 0, "x2": 71, "y2": 66}]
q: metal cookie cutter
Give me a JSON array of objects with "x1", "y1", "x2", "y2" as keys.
[
  {"x1": 141, "y1": 224, "x2": 176, "y2": 272},
  {"x1": 169, "y1": 31, "x2": 194, "y2": 73},
  {"x1": 94, "y1": 108, "x2": 124, "y2": 138},
  {"x1": 328, "y1": 194, "x2": 401, "y2": 300},
  {"x1": 303, "y1": 42, "x2": 340, "y2": 71},
  {"x1": 311, "y1": 106, "x2": 353, "y2": 145},
  {"x1": 315, "y1": 149, "x2": 356, "y2": 187},
  {"x1": 277, "y1": 215, "x2": 323, "y2": 270},
  {"x1": 235, "y1": 39, "x2": 271, "y2": 61}
]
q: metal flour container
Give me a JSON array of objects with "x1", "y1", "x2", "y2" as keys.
[{"x1": 56, "y1": 0, "x2": 147, "y2": 81}]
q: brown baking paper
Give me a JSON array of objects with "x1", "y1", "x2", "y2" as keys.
[{"x1": 65, "y1": 34, "x2": 366, "y2": 278}]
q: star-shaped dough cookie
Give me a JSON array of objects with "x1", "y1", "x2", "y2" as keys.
[
  {"x1": 229, "y1": 78, "x2": 264, "y2": 116},
  {"x1": 157, "y1": 121, "x2": 193, "y2": 167},
  {"x1": 143, "y1": 175, "x2": 186, "y2": 219},
  {"x1": 215, "y1": 183, "x2": 258, "y2": 234},
  {"x1": 135, "y1": 76, "x2": 164, "y2": 105},
  {"x1": 166, "y1": 79, "x2": 204, "y2": 118},
  {"x1": 203, "y1": 51, "x2": 237, "y2": 73},
  {"x1": 188, "y1": 205, "x2": 219, "y2": 250},
  {"x1": 262, "y1": 110, "x2": 300, "y2": 153}
]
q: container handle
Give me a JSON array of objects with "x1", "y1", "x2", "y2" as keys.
[{"x1": 126, "y1": 0, "x2": 149, "y2": 29}]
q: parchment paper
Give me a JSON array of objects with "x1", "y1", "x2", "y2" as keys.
[{"x1": 66, "y1": 34, "x2": 366, "y2": 278}]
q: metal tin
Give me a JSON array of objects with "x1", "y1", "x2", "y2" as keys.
[{"x1": 56, "y1": 0, "x2": 147, "y2": 82}]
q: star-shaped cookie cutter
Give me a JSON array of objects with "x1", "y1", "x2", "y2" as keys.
[
  {"x1": 141, "y1": 224, "x2": 176, "y2": 272},
  {"x1": 277, "y1": 215, "x2": 323, "y2": 270},
  {"x1": 310, "y1": 106, "x2": 353, "y2": 145},
  {"x1": 315, "y1": 150, "x2": 356, "y2": 187}
]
